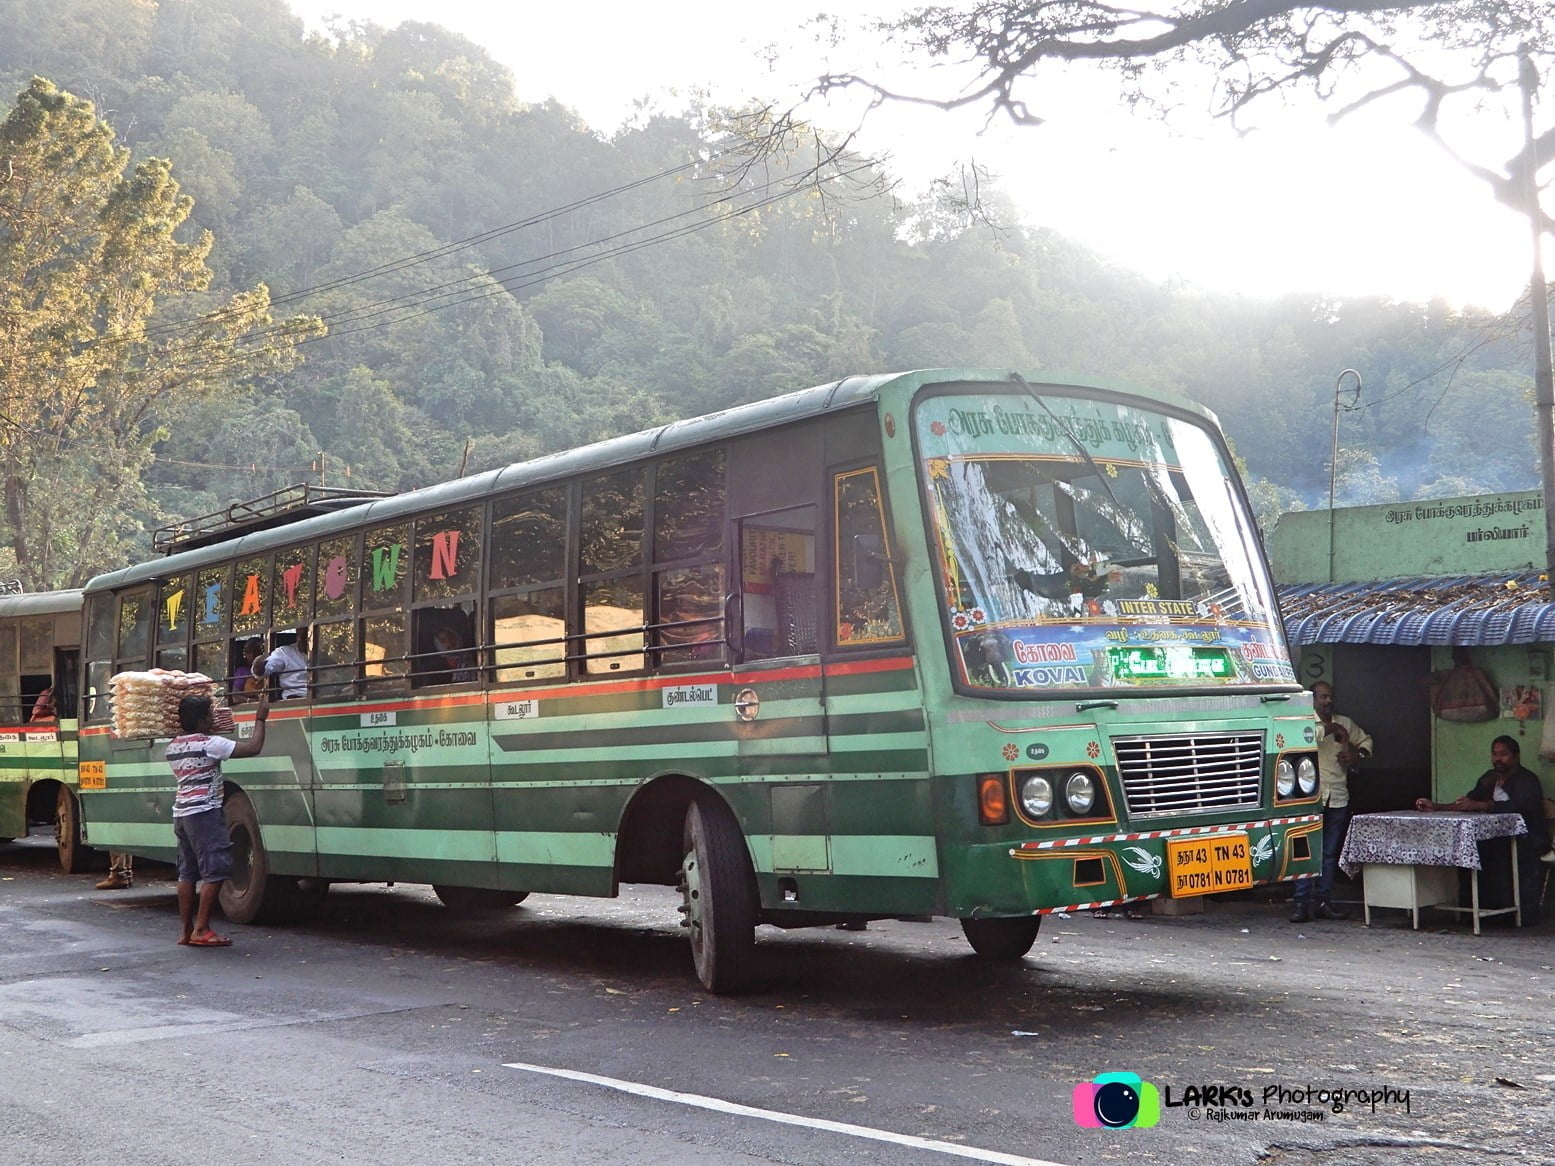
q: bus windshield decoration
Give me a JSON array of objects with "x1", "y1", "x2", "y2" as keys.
[{"x1": 917, "y1": 391, "x2": 1295, "y2": 692}]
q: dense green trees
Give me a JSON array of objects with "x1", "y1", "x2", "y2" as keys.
[
  {"x1": 0, "y1": 77, "x2": 320, "y2": 588},
  {"x1": 0, "y1": 0, "x2": 1543, "y2": 584}
]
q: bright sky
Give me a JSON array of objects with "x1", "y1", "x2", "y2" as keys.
[{"x1": 289, "y1": 0, "x2": 1539, "y2": 311}]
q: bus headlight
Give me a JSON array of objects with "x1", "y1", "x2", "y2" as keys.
[
  {"x1": 1019, "y1": 773, "x2": 1054, "y2": 818},
  {"x1": 1276, "y1": 758, "x2": 1296, "y2": 798},
  {"x1": 1297, "y1": 756, "x2": 1318, "y2": 795},
  {"x1": 1063, "y1": 771, "x2": 1096, "y2": 816}
]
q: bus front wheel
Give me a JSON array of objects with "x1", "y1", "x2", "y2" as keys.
[
  {"x1": 679, "y1": 795, "x2": 757, "y2": 994},
  {"x1": 960, "y1": 916, "x2": 1042, "y2": 960}
]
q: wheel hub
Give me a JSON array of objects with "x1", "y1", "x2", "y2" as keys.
[{"x1": 679, "y1": 850, "x2": 705, "y2": 953}]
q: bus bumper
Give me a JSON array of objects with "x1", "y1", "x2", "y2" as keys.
[{"x1": 949, "y1": 813, "x2": 1323, "y2": 917}]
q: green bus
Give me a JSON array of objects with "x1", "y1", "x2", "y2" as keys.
[
  {"x1": 78, "y1": 369, "x2": 1321, "y2": 991},
  {"x1": 0, "y1": 589, "x2": 92, "y2": 871}
]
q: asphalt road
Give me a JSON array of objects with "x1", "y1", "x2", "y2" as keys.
[{"x1": 2, "y1": 833, "x2": 1551, "y2": 1166}]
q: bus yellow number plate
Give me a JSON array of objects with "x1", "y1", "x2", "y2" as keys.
[
  {"x1": 79, "y1": 761, "x2": 106, "y2": 790},
  {"x1": 1166, "y1": 833, "x2": 1252, "y2": 897}
]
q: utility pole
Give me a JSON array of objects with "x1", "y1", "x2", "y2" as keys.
[
  {"x1": 1329, "y1": 370, "x2": 1361, "y2": 584},
  {"x1": 1520, "y1": 46, "x2": 1555, "y2": 594}
]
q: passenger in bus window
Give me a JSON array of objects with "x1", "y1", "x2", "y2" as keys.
[
  {"x1": 230, "y1": 639, "x2": 264, "y2": 703},
  {"x1": 28, "y1": 685, "x2": 54, "y2": 722},
  {"x1": 258, "y1": 629, "x2": 309, "y2": 699},
  {"x1": 430, "y1": 626, "x2": 478, "y2": 684}
]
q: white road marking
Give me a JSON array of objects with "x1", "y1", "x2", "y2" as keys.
[{"x1": 503, "y1": 1060, "x2": 1069, "y2": 1166}]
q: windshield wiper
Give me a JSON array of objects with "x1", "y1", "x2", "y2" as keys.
[{"x1": 1009, "y1": 373, "x2": 1127, "y2": 518}]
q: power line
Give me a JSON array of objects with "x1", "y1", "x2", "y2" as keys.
[
  {"x1": 6, "y1": 152, "x2": 711, "y2": 361},
  {"x1": 131, "y1": 156, "x2": 881, "y2": 383},
  {"x1": 9, "y1": 140, "x2": 874, "y2": 373}
]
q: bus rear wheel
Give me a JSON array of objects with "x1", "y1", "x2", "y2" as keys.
[
  {"x1": 219, "y1": 790, "x2": 284, "y2": 925},
  {"x1": 960, "y1": 916, "x2": 1042, "y2": 960},
  {"x1": 679, "y1": 794, "x2": 757, "y2": 994},
  {"x1": 432, "y1": 885, "x2": 529, "y2": 913},
  {"x1": 55, "y1": 787, "x2": 94, "y2": 874}
]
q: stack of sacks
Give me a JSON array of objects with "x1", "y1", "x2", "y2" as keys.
[{"x1": 108, "y1": 669, "x2": 233, "y2": 738}]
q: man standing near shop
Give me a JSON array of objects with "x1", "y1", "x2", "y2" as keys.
[
  {"x1": 168, "y1": 692, "x2": 268, "y2": 946},
  {"x1": 1291, "y1": 680, "x2": 1373, "y2": 923}
]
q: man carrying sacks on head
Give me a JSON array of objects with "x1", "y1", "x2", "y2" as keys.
[{"x1": 167, "y1": 692, "x2": 269, "y2": 947}]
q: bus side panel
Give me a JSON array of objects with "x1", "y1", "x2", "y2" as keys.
[
  {"x1": 81, "y1": 738, "x2": 176, "y2": 860},
  {"x1": 309, "y1": 699, "x2": 494, "y2": 886},
  {"x1": 489, "y1": 680, "x2": 732, "y2": 898},
  {"x1": 746, "y1": 657, "x2": 941, "y2": 917},
  {"x1": 0, "y1": 722, "x2": 28, "y2": 840},
  {"x1": 227, "y1": 710, "x2": 317, "y2": 878}
]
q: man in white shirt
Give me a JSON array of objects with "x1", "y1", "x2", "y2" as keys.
[
  {"x1": 259, "y1": 628, "x2": 309, "y2": 699},
  {"x1": 1291, "y1": 680, "x2": 1373, "y2": 923}
]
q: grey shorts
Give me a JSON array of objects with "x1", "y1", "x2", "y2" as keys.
[{"x1": 174, "y1": 808, "x2": 232, "y2": 885}]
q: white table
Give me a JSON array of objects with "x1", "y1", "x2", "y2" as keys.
[{"x1": 1339, "y1": 811, "x2": 1526, "y2": 933}]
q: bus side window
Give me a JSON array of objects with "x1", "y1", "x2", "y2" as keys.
[
  {"x1": 412, "y1": 606, "x2": 478, "y2": 687},
  {"x1": 0, "y1": 621, "x2": 17, "y2": 723},
  {"x1": 833, "y1": 468, "x2": 905, "y2": 647},
  {"x1": 54, "y1": 649, "x2": 79, "y2": 724},
  {"x1": 737, "y1": 506, "x2": 817, "y2": 662}
]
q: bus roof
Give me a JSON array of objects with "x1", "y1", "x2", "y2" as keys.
[
  {"x1": 86, "y1": 368, "x2": 1207, "y2": 594},
  {"x1": 0, "y1": 589, "x2": 84, "y2": 618}
]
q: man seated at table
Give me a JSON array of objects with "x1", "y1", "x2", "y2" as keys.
[{"x1": 1415, "y1": 735, "x2": 1548, "y2": 927}]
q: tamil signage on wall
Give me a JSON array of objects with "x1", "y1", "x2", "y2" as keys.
[{"x1": 1270, "y1": 491, "x2": 1545, "y2": 584}]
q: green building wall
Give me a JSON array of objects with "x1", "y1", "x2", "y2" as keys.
[{"x1": 1270, "y1": 491, "x2": 1544, "y2": 584}]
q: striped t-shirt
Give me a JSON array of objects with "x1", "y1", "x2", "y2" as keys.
[{"x1": 166, "y1": 733, "x2": 237, "y2": 817}]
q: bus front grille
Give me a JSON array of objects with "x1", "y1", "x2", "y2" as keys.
[{"x1": 1112, "y1": 732, "x2": 1264, "y2": 817}]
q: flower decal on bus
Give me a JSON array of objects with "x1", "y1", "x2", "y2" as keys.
[
  {"x1": 1002, "y1": 743, "x2": 1019, "y2": 762},
  {"x1": 1251, "y1": 834, "x2": 1275, "y2": 869},
  {"x1": 1086, "y1": 741, "x2": 1100, "y2": 759},
  {"x1": 1122, "y1": 847, "x2": 1163, "y2": 878},
  {"x1": 1275, "y1": 733, "x2": 1286, "y2": 749}
]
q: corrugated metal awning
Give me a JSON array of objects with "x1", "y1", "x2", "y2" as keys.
[{"x1": 1278, "y1": 572, "x2": 1555, "y2": 646}]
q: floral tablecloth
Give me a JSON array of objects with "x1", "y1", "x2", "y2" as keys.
[{"x1": 1339, "y1": 811, "x2": 1526, "y2": 877}]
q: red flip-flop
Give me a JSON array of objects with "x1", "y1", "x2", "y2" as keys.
[{"x1": 188, "y1": 930, "x2": 233, "y2": 947}]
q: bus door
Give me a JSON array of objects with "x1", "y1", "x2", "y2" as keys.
[
  {"x1": 18, "y1": 621, "x2": 65, "y2": 813},
  {"x1": 732, "y1": 507, "x2": 831, "y2": 873},
  {"x1": 38, "y1": 646, "x2": 79, "y2": 778}
]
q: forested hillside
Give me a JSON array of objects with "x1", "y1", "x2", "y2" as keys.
[{"x1": 0, "y1": 0, "x2": 1541, "y2": 586}]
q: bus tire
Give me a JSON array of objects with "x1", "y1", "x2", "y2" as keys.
[
  {"x1": 679, "y1": 794, "x2": 757, "y2": 994},
  {"x1": 55, "y1": 787, "x2": 94, "y2": 874},
  {"x1": 960, "y1": 916, "x2": 1042, "y2": 960},
  {"x1": 219, "y1": 791, "x2": 278, "y2": 925},
  {"x1": 432, "y1": 885, "x2": 529, "y2": 913}
]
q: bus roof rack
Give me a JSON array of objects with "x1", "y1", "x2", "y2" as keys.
[{"x1": 153, "y1": 484, "x2": 392, "y2": 555}]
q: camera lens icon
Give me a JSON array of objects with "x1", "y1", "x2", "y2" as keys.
[{"x1": 1072, "y1": 1072, "x2": 1160, "y2": 1129}]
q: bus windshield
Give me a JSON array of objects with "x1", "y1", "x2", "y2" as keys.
[{"x1": 917, "y1": 389, "x2": 1294, "y2": 693}]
